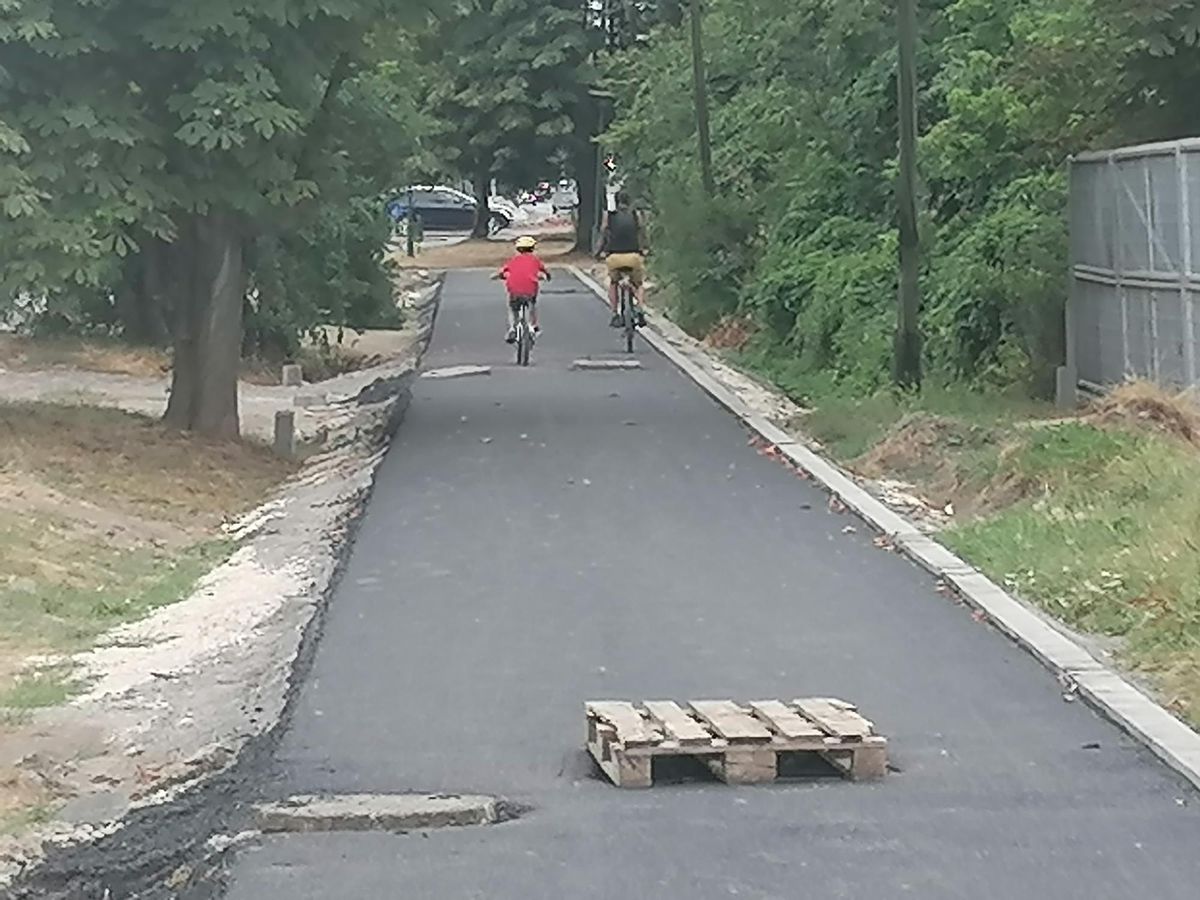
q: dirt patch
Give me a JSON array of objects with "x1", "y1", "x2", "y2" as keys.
[
  {"x1": 854, "y1": 414, "x2": 974, "y2": 482},
  {"x1": 390, "y1": 235, "x2": 576, "y2": 270},
  {"x1": 851, "y1": 413, "x2": 1032, "y2": 523},
  {"x1": 0, "y1": 476, "x2": 195, "y2": 549},
  {"x1": 704, "y1": 316, "x2": 755, "y2": 352},
  {"x1": 0, "y1": 336, "x2": 169, "y2": 379},
  {"x1": 1088, "y1": 380, "x2": 1200, "y2": 448},
  {"x1": 0, "y1": 403, "x2": 293, "y2": 527}
]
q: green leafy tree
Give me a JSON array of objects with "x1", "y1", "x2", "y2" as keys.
[
  {"x1": 1, "y1": 0, "x2": 442, "y2": 437},
  {"x1": 423, "y1": 0, "x2": 596, "y2": 237},
  {"x1": 603, "y1": 0, "x2": 1200, "y2": 397}
]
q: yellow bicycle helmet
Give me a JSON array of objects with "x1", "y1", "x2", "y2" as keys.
[{"x1": 515, "y1": 236, "x2": 537, "y2": 251}]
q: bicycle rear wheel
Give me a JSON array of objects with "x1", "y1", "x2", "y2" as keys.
[
  {"x1": 517, "y1": 315, "x2": 532, "y2": 366},
  {"x1": 622, "y1": 284, "x2": 635, "y2": 354},
  {"x1": 520, "y1": 328, "x2": 533, "y2": 366}
]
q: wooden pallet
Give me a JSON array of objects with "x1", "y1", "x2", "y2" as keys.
[{"x1": 585, "y1": 698, "x2": 887, "y2": 788}]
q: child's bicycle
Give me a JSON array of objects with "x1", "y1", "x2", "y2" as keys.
[{"x1": 510, "y1": 296, "x2": 535, "y2": 366}]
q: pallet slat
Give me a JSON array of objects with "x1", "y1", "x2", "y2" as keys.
[
  {"x1": 750, "y1": 700, "x2": 824, "y2": 741},
  {"x1": 644, "y1": 701, "x2": 711, "y2": 744},
  {"x1": 586, "y1": 701, "x2": 653, "y2": 746},
  {"x1": 689, "y1": 701, "x2": 772, "y2": 742},
  {"x1": 793, "y1": 699, "x2": 874, "y2": 740}
]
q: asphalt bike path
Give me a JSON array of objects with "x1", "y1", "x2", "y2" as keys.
[{"x1": 220, "y1": 270, "x2": 1200, "y2": 899}]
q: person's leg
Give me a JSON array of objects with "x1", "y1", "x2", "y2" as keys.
[
  {"x1": 606, "y1": 257, "x2": 623, "y2": 326},
  {"x1": 530, "y1": 299, "x2": 540, "y2": 331},
  {"x1": 632, "y1": 257, "x2": 647, "y2": 324},
  {"x1": 505, "y1": 299, "x2": 518, "y2": 342}
]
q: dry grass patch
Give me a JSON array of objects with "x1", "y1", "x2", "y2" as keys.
[
  {"x1": 0, "y1": 402, "x2": 294, "y2": 705},
  {"x1": 1089, "y1": 380, "x2": 1200, "y2": 447},
  {"x1": 0, "y1": 335, "x2": 168, "y2": 378},
  {"x1": 0, "y1": 402, "x2": 292, "y2": 527},
  {"x1": 704, "y1": 316, "x2": 755, "y2": 352}
]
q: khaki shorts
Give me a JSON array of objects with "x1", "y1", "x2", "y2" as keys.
[{"x1": 606, "y1": 253, "x2": 645, "y2": 286}]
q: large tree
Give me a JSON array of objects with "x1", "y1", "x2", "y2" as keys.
[{"x1": 1, "y1": 0, "x2": 442, "y2": 438}]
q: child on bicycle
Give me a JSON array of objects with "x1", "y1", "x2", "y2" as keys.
[{"x1": 494, "y1": 235, "x2": 551, "y2": 343}]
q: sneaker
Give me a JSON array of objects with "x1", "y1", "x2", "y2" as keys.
[
  {"x1": 505, "y1": 328, "x2": 516, "y2": 344},
  {"x1": 635, "y1": 309, "x2": 647, "y2": 327},
  {"x1": 533, "y1": 325, "x2": 542, "y2": 337},
  {"x1": 609, "y1": 313, "x2": 623, "y2": 328}
]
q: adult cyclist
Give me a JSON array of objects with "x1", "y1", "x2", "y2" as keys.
[{"x1": 597, "y1": 191, "x2": 647, "y2": 328}]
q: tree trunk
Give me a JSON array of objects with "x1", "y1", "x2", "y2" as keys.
[
  {"x1": 471, "y1": 168, "x2": 490, "y2": 238},
  {"x1": 688, "y1": 0, "x2": 716, "y2": 198},
  {"x1": 163, "y1": 212, "x2": 245, "y2": 439},
  {"x1": 573, "y1": 96, "x2": 604, "y2": 253},
  {"x1": 893, "y1": 0, "x2": 923, "y2": 389},
  {"x1": 574, "y1": 139, "x2": 599, "y2": 252}
]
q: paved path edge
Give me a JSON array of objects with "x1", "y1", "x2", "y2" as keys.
[{"x1": 569, "y1": 264, "x2": 1200, "y2": 793}]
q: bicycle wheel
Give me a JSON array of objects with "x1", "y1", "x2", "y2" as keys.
[
  {"x1": 516, "y1": 312, "x2": 532, "y2": 366},
  {"x1": 622, "y1": 284, "x2": 635, "y2": 354},
  {"x1": 520, "y1": 327, "x2": 533, "y2": 366}
]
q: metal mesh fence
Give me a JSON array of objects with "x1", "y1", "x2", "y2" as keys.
[{"x1": 1068, "y1": 139, "x2": 1200, "y2": 390}]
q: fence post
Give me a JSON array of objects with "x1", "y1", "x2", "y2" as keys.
[
  {"x1": 1180, "y1": 146, "x2": 1196, "y2": 387},
  {"x1": 1108, "y1": 155, "x2": 1133, "y2": 378},
  {"x1": 1058, "y1": 158, "x2": 1079, "y2": 409},
  {"x1": 1057, "y1": 283, "x2": 1079, "y2": 409}
]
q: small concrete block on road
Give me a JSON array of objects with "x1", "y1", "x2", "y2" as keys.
[
  {"x1": 254, "y1": 793, "x2": 499, "y2": 834},
  {"x1": 422, "y1": 364, "x2": 493, "y2": 380},
  {"x1": 571, "y1": 358, "x2": 642, "y2": 371}
]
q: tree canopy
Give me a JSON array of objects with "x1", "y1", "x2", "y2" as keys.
[
  {"x1": 1, "y1": 0, "x2": 443, "y2": 436},
  {"x1": 602, "y1": 0, "x2": 1200, "y2": 398},
  {"x1": 4, "y1": 0, "x2": 1199, "y2": 441}
]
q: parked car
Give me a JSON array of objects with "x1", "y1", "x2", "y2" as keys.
[{"x1": 386, "y1": 186, "x2": 512, "y2": 233}]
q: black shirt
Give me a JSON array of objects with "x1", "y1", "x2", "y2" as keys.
[{"x1": 607, "y1": 209, "x2": 641, "y2": 254}]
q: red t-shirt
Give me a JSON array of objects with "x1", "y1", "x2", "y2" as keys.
[{"x1": 499, "y1": 253, "x2": 547, "y2": 297}]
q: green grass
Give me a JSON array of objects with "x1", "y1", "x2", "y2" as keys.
[
  {"x1": 735, "y1": 342, "x2": 1053, "y2": 458},
  {"x1": 730, "y1": 340, "x2": 1200, "y2": 723},
  {"x1": 0, "y1": 401, "x2": 287, "y2": 721},
  {"x1": 0, "y1": 802, "x2": 58, "y2": 836},
  {"x1": 0, "y1": 515, "x2": 232, "y2": 699},
  {"x1": 945, "y1": 424, "x2": 1200, "y2": 715},
  {"x1": 0, "y1": 516, "x2": 231, "y2": 651},
  {"x1": 0, "y1": 666, "x2": 78, "y2": 709}
]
